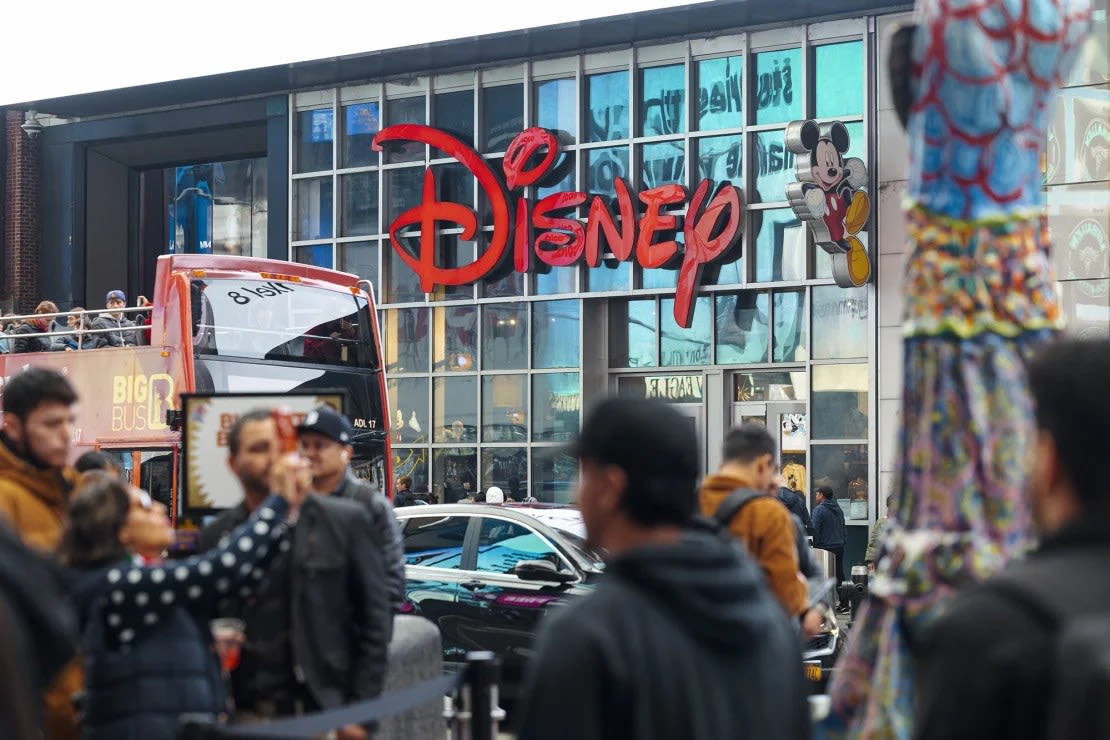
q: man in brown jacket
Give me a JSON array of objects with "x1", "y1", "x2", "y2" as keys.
[
  {"x1": 700, "y1": 423, "x2": 823, "y2": 637},
  {"x1": 0, "y1": 367, "x2": 82, "y2": 740}
]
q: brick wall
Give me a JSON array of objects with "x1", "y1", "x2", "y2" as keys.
[{"x1": 4, "y1": 110, "x2": 41, "y2": 314}]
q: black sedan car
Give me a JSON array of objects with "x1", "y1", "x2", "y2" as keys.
[{"x1": 394, "y1": 503, "x2": 604, "y2": 698}]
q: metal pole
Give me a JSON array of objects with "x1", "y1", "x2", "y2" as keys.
[{"x1": 465, "y1": 651, "x2": 501, "y2": 740}]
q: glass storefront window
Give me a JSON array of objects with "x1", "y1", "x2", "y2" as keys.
[
  {"x1": 341, "y1": 172, "x2": 379, "y2": 237},
  {"x1": 813, "y1": 42, "x2": 864, "y2": 118},
  {"x1": 385, "y1": 244, "x2": 423, "y2": 303},
  {"x1": 661, "y1": 296, "x2": 711, "y2": 366},
  {"x1": 641, "y1": 140, "x2": 686, "y2": 189},
  {"x1": 483, "y1": 375, "x2": 528, "y2": 442},
  {"x1": 393, "y1": 447, "x2": 429, "y2": 495},
  {"x1": 385, "y1": 167, "x2": 424, "y2": 224},
  {"x1": 296, "y1": 108, "x2": 334, "y2": 173},
  {"x1": 383, "y1": 307, "x2": 430, "y2": 373},
  {"x1": 810, "y1": 443, "x2": 869, "y2": 520},
  {"x1": 773, "y1": 289, "x2": 807, "y2": 362},
  {"x1": 609, "y1": 299, "x2": 657, "y2": 368},
  {"x1": 843, "y1": 121, "x2": 866, "y2": 163},
  {"x1": 533, "y1": 448, "x2": 577, "y2": 503},
  {"x1": 536, "y1": 267, "x2": 578, "y2": 296},
  {"x1": 434, "y1": 447, "x2": 477, "y2": 502},
  {"x1": 343, "y1": 102, "x2": 380, "y2": 168},
  {"x1": 716, "y1": 292, "x2": 769, "y2": 364},
  {"x1": 481, "y1": 448, "x2": 528, "y2": 500},
  {"x1": 294, "y1": 177, "x2": 333, "y2": 241},
  {"x1": 483, "y1": 84, "x2": 524, "y2": 152},
  {"x1": 618, "y1": 374, "x2": 704, "y2": 403},
  {"x1": 752, "y1": 48, "x2": 801, "y2": 125},
  {"x1": 338, "y1": 242, "x2": 378, "y2": 287},
  {"x1": 388, "y1": 377, "x2": 429, "y2": 445},
  {"x1": 481, "y1": 267, "x2": 526, "y2": 299},
  {"x1": 536, "y1": 78, "x2": 577, "y2": 141},
  {"x1": 587, "y1": 70, "x2": 629, "y2": 142},
  {"x1": 433, "y1": 90, "x2": 475, "y2": 144},
  {"x1": 162, "y1": 159, "x2": 267, "y2": 257},
  {"x1": 696, "y1": 56, "x2": 742, "y2": 132},
  {"x1": 533, "y1": 300, "x2": 580, "y2": 368},
  {"x1": 430, "y1": 240, "x2": 475, "y2": 302},
  {"x1": 295, "y1": 244, "x2": 332, "y2": 268},
  {"x1": 384, "y1": 97, "x2": 426, "y2": 164},
  {"x1": 1058, "y1": 279, "x2": 1110, "y2": 337},
  {"x1": 754, "y1": 208, "x2": 806, "y2": 282},
  {"x1": 533, "y1": 372, "x2": 580, "y2": 441},
  {"x1": 697, "y1": 134, "x2": 742, "y2": 182},
  {"x1": 642, "y1": 265, "x2": 679, "y2": 290},
  {"x1": 812, "y1": 286, "x2": 869, "y2": 359},
  {"x1": 434, "y1": 305, "x2": 477, "y2": 371},
  {"x1": 587, "y1": 263, "x2": 631, "y2": 292},
  {"x1": 641, "y1": 64, "x2": 686, "y2": 135},
  {"x1": 538, "y1": 156, "x2": 577, "y2": 200},
  {"x1": 1067, "y1": 1, "x2": 1108, "y2": 87},
  {"x1": 432, "y1": 163, "x2": 475, "y2": 208},
  {"x1": 753, "y1": 130, "x2": 794, "y2": 206},
  {"x1": 434, "y1": 377, "x2": 478, "y2": 442},
  {"x1": 734, "y1": 370, "x2": 807, "y2": 402},
  {"x1": 587, "y1": 147, "x2": 631, "y2": 201},
  {"x1": 812, "y1": 363, "x2": 868, "y2": 439},
  {"x1": 483, "y1": 304, "x2": 528, "y2": 370}
]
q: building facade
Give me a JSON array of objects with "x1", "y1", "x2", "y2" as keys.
[{"x1": 4, "y1": 0, "x2": 1107, "y2": 566}]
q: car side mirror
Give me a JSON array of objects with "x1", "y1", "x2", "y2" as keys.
[{"x1": 512, "y1": 559, "x2": 576, "y2": 583}]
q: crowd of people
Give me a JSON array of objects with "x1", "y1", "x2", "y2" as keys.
[{"x1": 0, "y1": 290, "x2": 150, "y2": 354}]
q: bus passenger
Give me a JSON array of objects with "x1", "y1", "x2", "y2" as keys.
[
  {"x1": 90, "y1": 290, "x2": 137, "y2": 348},
  {"x1": 62, "y1": 309, "x2": 94, "y2": 351},
  {"x1": 12, "y1": 301, "x2": 59, "y2": 354}
]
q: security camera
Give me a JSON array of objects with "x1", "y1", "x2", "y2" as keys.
[{"x1": 21, "y1": 111, "x2": 43, "y2": 139}]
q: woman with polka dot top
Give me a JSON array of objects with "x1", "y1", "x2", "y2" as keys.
[{"x1": 58, "y1": 457, "x2": 309, "y2": 740}]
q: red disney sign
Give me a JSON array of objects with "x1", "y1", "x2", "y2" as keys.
[{"x1": 372, "y1": 125, "x2": 746, "y2": 328}]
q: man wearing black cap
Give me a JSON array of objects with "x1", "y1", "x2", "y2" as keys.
[
  {"x1": 515, "y1": 397, "x2": 810, "y2": 740},
  {"x1": 296, "y1": 404, "x2": 405, "y2": 615},
  {"x1": 89, "y1": 290, "x2": 137, "y2": 348}
]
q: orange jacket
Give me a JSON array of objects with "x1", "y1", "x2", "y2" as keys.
[
  {"x1": 699, "y1": 472, "x2": 807, "y2": 617},
  {"x1": 0, "y1": 436, "x2": 82, "y2": 740}
]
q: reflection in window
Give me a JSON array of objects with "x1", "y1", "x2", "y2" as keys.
[
  {"x1": 536, "y1": 267, "x2": 577, "y2": 296},
  {"x1": 533, "y1": 372, "x2": 580, "y2": 441},
  {"x1": 388, "y1": 377, "x2": 429, "y2": 444},
  {"x1": 587, "y1": 263, "x2": 631, "y2": 292},
  {"x1": 812, "y1": 364, "x2": 869, "y2": 439},
  {"x1": 161, "y1": 158, "x2": 268, "y2": 258},
  {"x1": 536, "y1": 78, "x2": 577, "y2": 141},
  {"x1": 383, "y1": 307, "x2": 430, "y2": 373},
  {"x1": 843, "y1": 121, "x2": 866, "y2": 163},
  {"x1": 341, "y1": 172, "x2": 379, "y2": 237},
  {"x1": 483, "y1": 304, "x2": 528, "y2": 370},
  {"x1": 641, "y1": 64, "x2": 686, "y2": 135},
  {"x1": 642, "y1": 263, "x2": 680, "y2": 290},
  {"x1": 401, "y1": 515, "x2": 466, "y2": 567},
  {"x1": 430, "y1": 239, "x2": 474, "y2": 303},
  {"x1": 432, "y1": 163, "x2": 475, "y2": 208},
  {"x1": 481, "y1": 449, "x2": 529, "y2": 502},
  {"x1": 481, "y1": 268, "x2": 526, "y2": 299},
  {"x1": 537, "y1": 155, "x2": 576, "y2": 200},
  {"x1": 587, "y1": 71, "x2": 629, "y2": 142},
  {"x1": 433, "y1": 378, "x2": 478, "y2": 443},
  {"x1": 697, "y1": 135, "x2": 742, "y2": 182},
  {"x1": 587, "y1": 147, "x2": 630, "y2": 202},
  {"x1": 716, "y1": 292, "x2": 769, "y2": 364},
  {"x1": 813, "y1": 42, "x2": 864, "y2": 118},
  {"x1": 384, "y1": 97, "x2": 426, "y2": 163},
  {"x1": 296, "y1": 109, "x2": 334, "y2": 173},
  {"x1": 533, "y1": 448, "x2": 577, "y2": 503},
  {"x1": 338, "y1": 242, "x2": 378, "y2": 287},
  {"x1": 661, "y1": 297, "x2": 711, "y2": 366},
  {"x1": 533, "y1": 300, "x2": 580, "y2": 368},
  {"x1": 754, "y1": 208, "x2": 806, "y2": 282},
  {"x1": 753, "y1": 48, "x2": 801, "y2": 125},
  {"x1": 393, "y1": 448, "x2": 429, "y2": 496},
  {"x1": 385, "y1": 168, "x2": 424, "y2": 224},
  {"x1": 774, "y1": 290, "x2": 807, "y2": 362},
  {"x1": 294, "y1": 178, "x2": 333, "y2": 240},
  {"x1": 483, "y1": 375, "x2": 527, "y2": 442},
  {"x1": 812, "y1": 286, "x2": 869, "y2": 359},
  {"x1": 734, "y1": 371, "x2": 807, "y2": 402},
  {"x1": 753, "y1": 130, "x2": 794, "y2": 205},
  {"x1": 385, "y1": 243, "x2": 424, "y2": 303},
  {"x1": 609, "y1": 299, "x2": 657, "y2": 367},
  {"x1": 343, "y1": 102, "x2": 380, "y2": 167},
  {"x1": 295, "y1": 244, "x2": 332, "y2": 269},
  {"x1": 434, "y1": 447, "x2": 477, "y2": 504},
  {"x1": 433, "y1": 90, "x2": 475, "y2": 143},
  {"x1": 434, "y1": 305, "x2": 477, "y2": 371},
  {"x1": 697, "y1": 56, "x2": 742, "y2": 131},
  {"x1": 475, "y1": 518, "x2": 561, "y2": 573},
  {"x1": 810, "y1": 444, "x2": 868, "y2": 520},
  {"x1": 484, "y1": 84, "x2": 524, "y2": 152},
  {"x1": 1058, "y1": 279, "x2": 1110, "y2": 336},
  {"x1": 642, "y1": 140, "x2": 686, "y2": 189}
]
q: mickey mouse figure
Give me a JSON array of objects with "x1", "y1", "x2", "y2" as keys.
[{"x1": 786, "y1": 120, "x2": 871, "y2": 286}]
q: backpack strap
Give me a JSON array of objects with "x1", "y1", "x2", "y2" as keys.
[{"x1": 713, "y1": 488, "x2": 764, "y2": 530}]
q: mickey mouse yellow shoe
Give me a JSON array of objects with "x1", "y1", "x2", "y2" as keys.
[
  {"x1": 845, "y1": 235, "x2": 871, "y2": 285},
  {"x1": 844, "y1": 191, "x2": 870, "y2": 235}
]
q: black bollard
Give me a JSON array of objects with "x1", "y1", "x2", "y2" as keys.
[{"x1": 465, "y1": 651, "x2": 501, "y2": 740}]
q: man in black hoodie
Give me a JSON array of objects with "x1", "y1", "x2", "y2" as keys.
[
  {"x1": 812, "y1": 485, "x2": 847, "y2": 587},
  {"x1": 515, "y1": 398, "x2": 810, "y2": 740}
]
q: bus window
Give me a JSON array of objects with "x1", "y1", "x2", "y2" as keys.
[
  {"x1": 190, "y1": 278, "x2": 380, "y2": 369},
  {"x1": 139, "y1": 450, "x2": 174, "y2": 511}
]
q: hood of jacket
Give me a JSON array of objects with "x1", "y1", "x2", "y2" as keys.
[
  {"x1": 606, "y1": 527, "x2": 778, "y2": 651},
  {"x1": 818, "y1": 497, "x2": 845, "y2": 523},
  {"x1": 0, "y1": 434, "x2": 73, "y2": 510}
]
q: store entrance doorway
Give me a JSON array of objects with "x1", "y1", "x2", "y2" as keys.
[
  {"x1": 614, "y1": 373, "x2": 707, "y2": 476},
  {"x1": 731, "y1": 368, "x2": 809, "y2": 504}
]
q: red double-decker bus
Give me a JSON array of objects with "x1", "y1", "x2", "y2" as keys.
[{"x1": 0, "y1": 254, "x2": 390, "y2": 531}]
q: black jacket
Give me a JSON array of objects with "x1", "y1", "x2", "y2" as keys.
[
  {"x1": 779, "y1": 488, "x2": 811, "y2": 533},
  {"x1": 199, "y1": 494, "x2": 392, "y2": 710},
  {"x1": 12, "y1": 322, "x2": 52, "y2": 354},
  {"x1": 329, "y1": 471, "x2": 406, "y2": 616},
  {"x1": 515, "y1": 527, "x2": 810, "y2": 740},
  {"x1": 915, "y1": 522, "x2": 1110, "y2": 740},
  {"x1": 89, "y1": 315, "x2": 136, "y2": 348},
  {"x1": 812, "y1": 498, "x2": 846, "y2": 550}
]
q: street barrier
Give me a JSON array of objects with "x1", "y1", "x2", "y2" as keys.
[{"x1": 378, "y1": 615, "x2": 444, "y2": 740}]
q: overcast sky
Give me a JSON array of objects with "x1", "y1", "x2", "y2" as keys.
[{"x1": 1, "y1": 0, "x2": 704, "y2": 107}]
